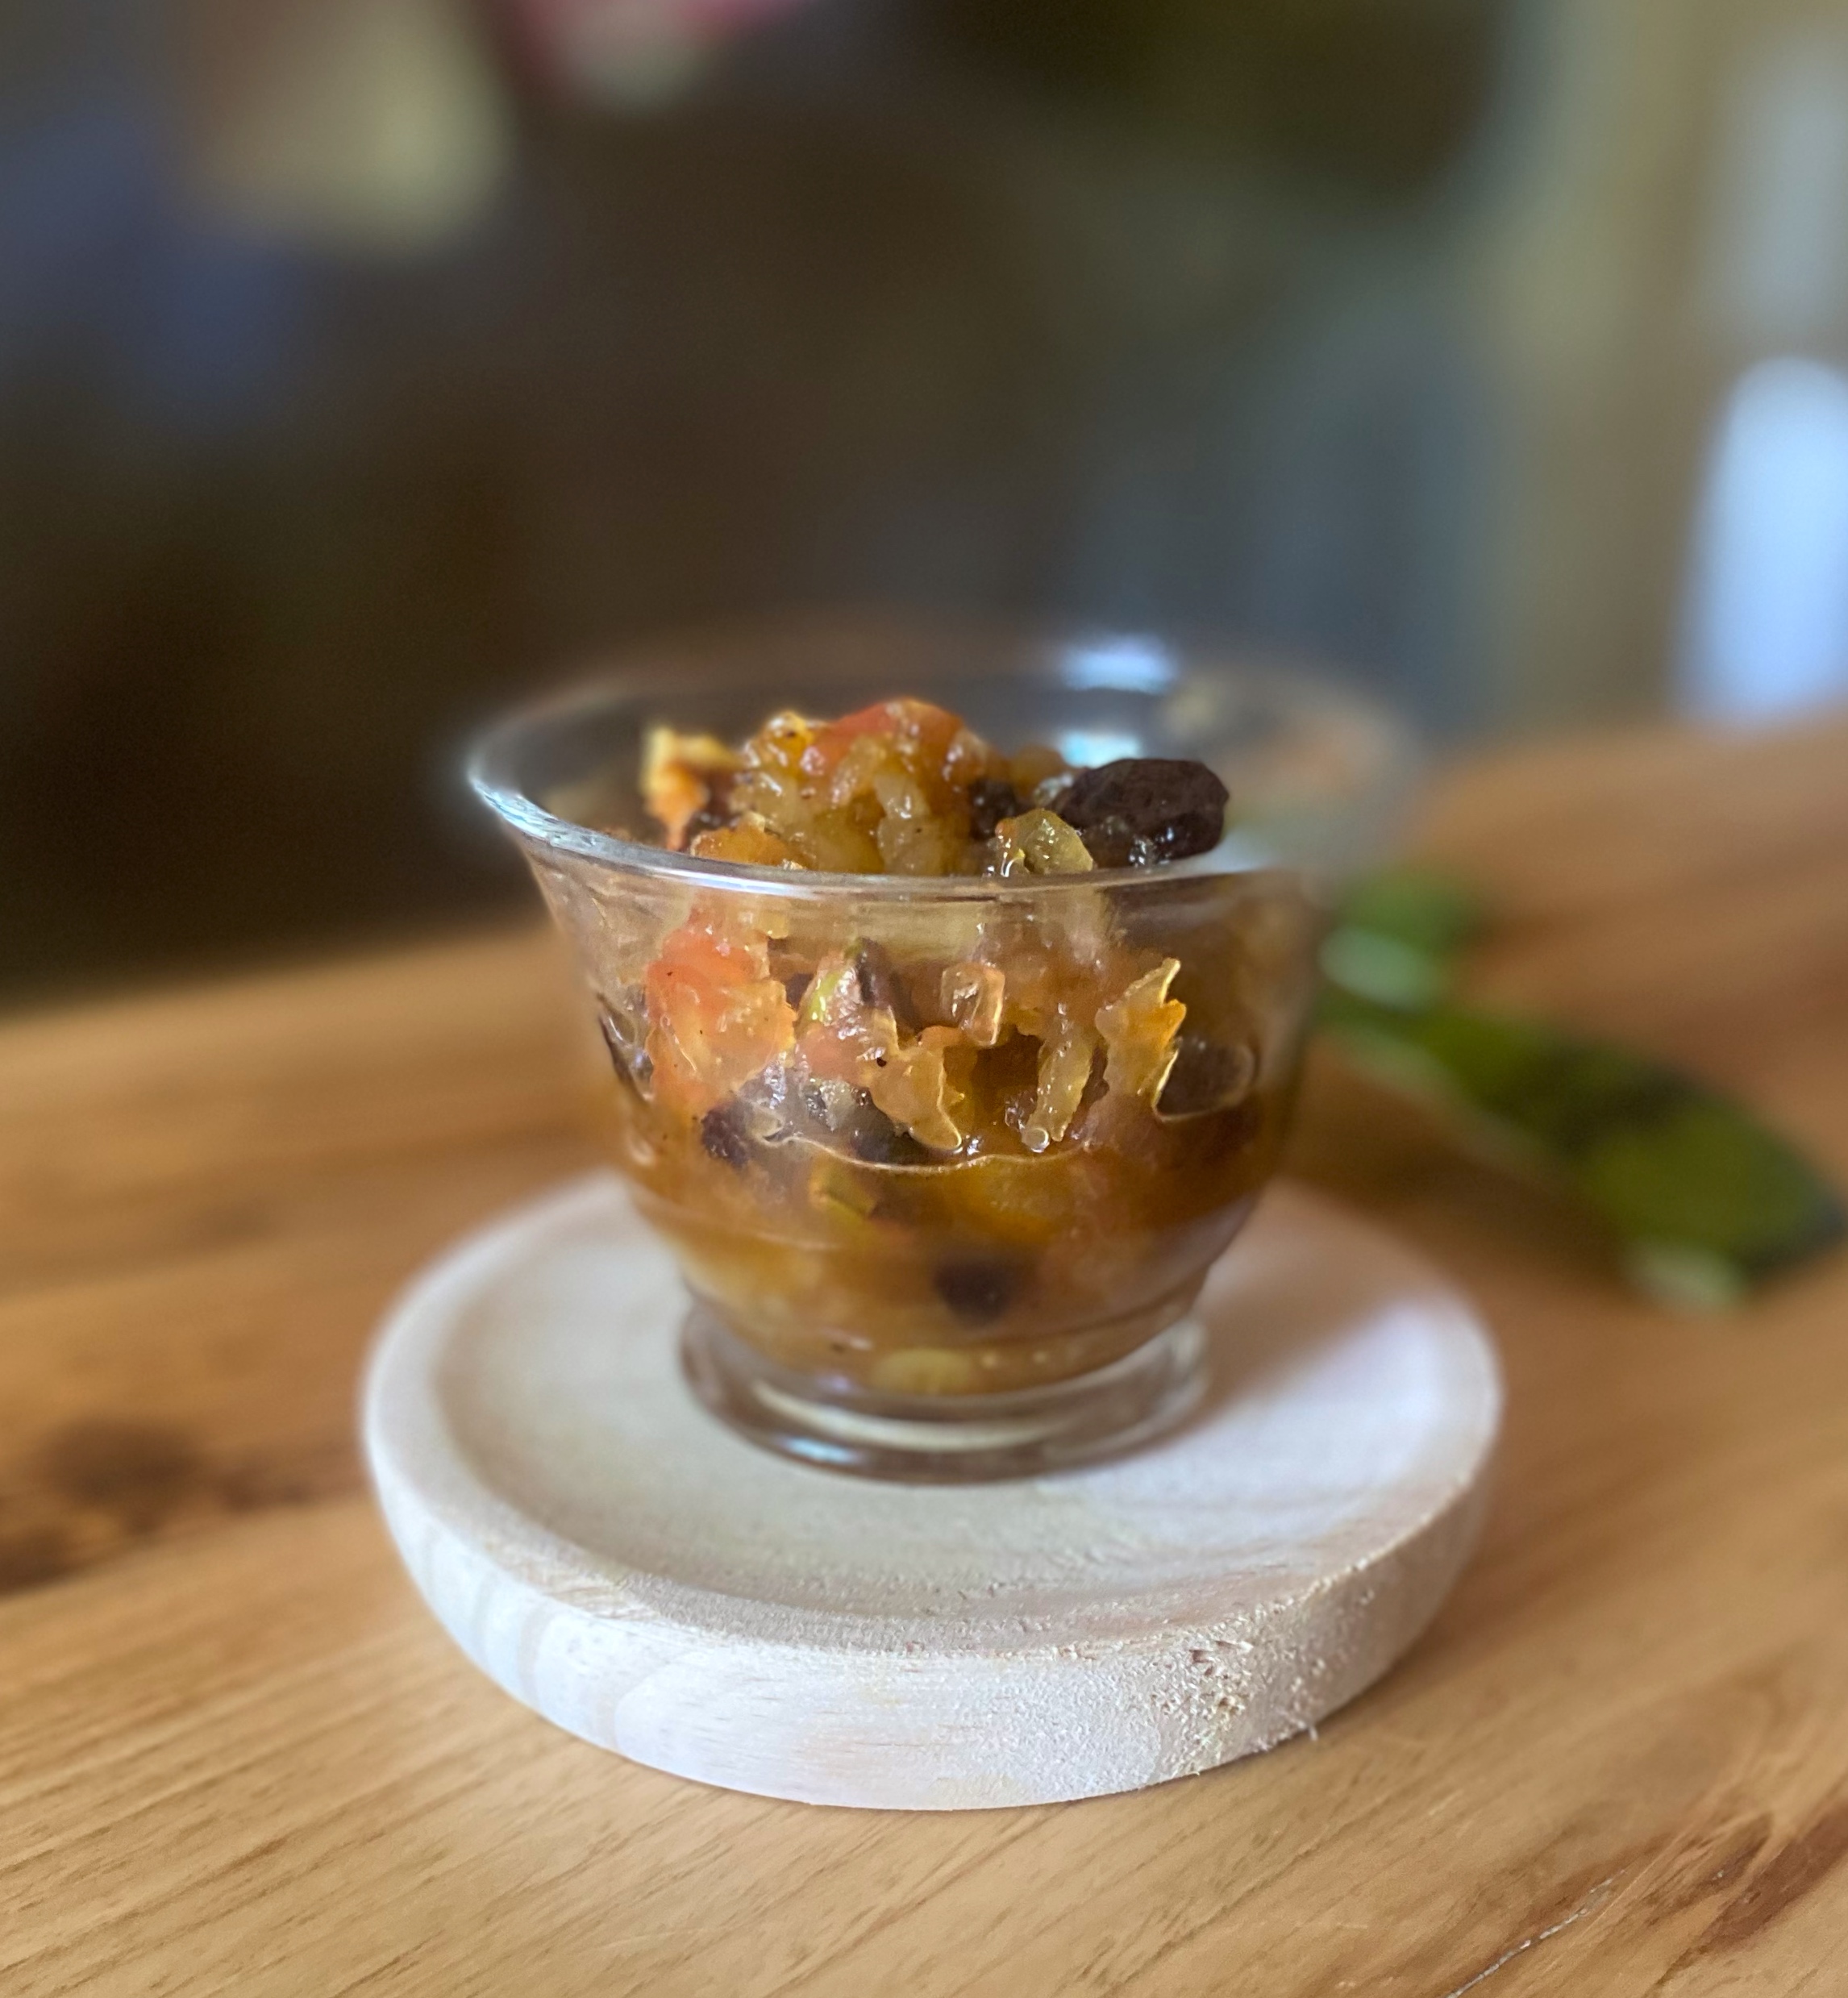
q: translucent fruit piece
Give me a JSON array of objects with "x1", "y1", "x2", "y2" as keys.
[
  {"x1": 799, "y1": 953, "x2": 970, "y2": 1151},
  {"x1": 1022, "y1": 1014, "x2": 1097, "y2": 1152},
  {"x1": 872, "y1": 768, "x2": 967, "y2": 875},
  {"x1": 986, "y1": 810, "x2": 1096, "y2": 877},
  {"x1": 689, "y1": 814, "x2": 806, "y2": 868},
  {"x1": 804, "y1": 698, "x2": 971, "y2": 789},
  {"x1": 868, "y1": 1024, "x2": 971, "y2": 1154},
  {"x1": 941, "y1": 960, "x2": 1005, "y2": 1046},
  {"x1": 730, "y1": 710, "x2": 884, "y2": 870},
  {"x1": 1097, "y1": 958, "x2": 1187, "y2": 1103},
  {"x1": 726, "y1": 699, "x2": 993, "y2": 875},
  {"x1": 797, "y1": 955, "x2": 863, "y2": 1048},
  {"x1": 643, "y1": 916, "x2": 797, "y2": 1116}
]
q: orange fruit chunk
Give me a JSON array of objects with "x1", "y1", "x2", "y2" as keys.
[
  {"x1": 689, "y1": 816, "x2": 805, "y2": 868},
  {"x1": 643, "y1": 915, "x2": 796, "y2": 1116},
  {"x1": 724, "y1": 699, "x2": 1002, "y2": 875}
]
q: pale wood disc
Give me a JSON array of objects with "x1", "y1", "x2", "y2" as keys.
[{"x1": 364, "y1": 1175, "x2": 1500, "y2": 1810}]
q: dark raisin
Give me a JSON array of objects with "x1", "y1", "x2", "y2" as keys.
[
  {"x1": 1057, "y1": 758, "x2": 1229, "y2": 866},
  {"x1": 854, "y1": 943, "x2": 919, "y2": 1031},
  {"x1": 1071, "y1": 816, "x2": 1138, "y2": 868},
  {"x1": 681, "y1": 801, "x2": 730, "y2": 843},
  {"x1": 783, "y1": 970, "x2": 812, "y2": 1008},
  {"x1": 933, "y1": 1255, "x2": 1023, "y2": 1322},
  {"x1": 967, "y1": 776, "x2": 1025, "y2": 840},
  {"x1": 685, "y1": 768, "x2": 740, "y2": 840},
  {"x1": 700, "y1": 1105, "x2": 751, "y2": 1170},
  {"x1": 847, "y1": 1101, "x2": 934, "y2": 1167},
  {"x1": 1157, "y1": 1033, "x2": 1258, "y2": 1118}
]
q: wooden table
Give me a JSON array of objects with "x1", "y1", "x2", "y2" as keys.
[{"x1": 6, "y1": 719, "x2": 1848, "y2": 1996}]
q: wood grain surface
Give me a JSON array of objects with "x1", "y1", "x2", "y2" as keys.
[{"x1": 5, "y1": 716, "x2": 1848, "y2": 1995}]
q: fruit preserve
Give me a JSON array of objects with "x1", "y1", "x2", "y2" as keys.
[{"x1": 522, "y1": 696, "x2": 1318, "y2": 1397}]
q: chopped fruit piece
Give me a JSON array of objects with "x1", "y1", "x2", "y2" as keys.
[
  {"x1": 1022, "y1": 1015, "x2": 1097, "y2": 1152},
  {"x1": 801, "y1": 1073, "x2": 860, "y2": 1130},
  {"x1": 717, "y1": 697, "x2": 996, "y2": 872},
  {"x1": 798, "y1": 952, "x2": 970, "y2": 1150},
  {"x1": 1056, "y1": 758, "x2": 1229, "y2": 867},
  {"x1": 966, "y1": 776, "x2": 1024, "y2": 839},
  {"x1": 643, "y1": 916, "x2": 796, "y2": 1116},
  {"x1": 941, "y1": 960, "x2": 1005, "y2": 1046},
  {"x1": 1097, "y1": 959, "x2": 1188, "y2": 1103},
  {"x1": 688, "y1": 814, "x2": 805, "y2": 868},
  {"x1": 986, "y1": 810, "x2": 1096, "y2": 877},
  {"x1": 642, "y1": 726, "x2": 742, "y2": 850},
  {"x1": 636, "y1": 702, "x2": 1231, "y2": 879},
  {"x1": 797, "y1": 955, "x2": 863, "y2": 1043},
  {"x1": 867, "y1": 1025, "x2": 970, "y2": 1153}
]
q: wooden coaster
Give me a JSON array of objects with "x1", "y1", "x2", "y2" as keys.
[{"x1": 364, "y1": 1175, "x2": 1499, "y2": 1810}]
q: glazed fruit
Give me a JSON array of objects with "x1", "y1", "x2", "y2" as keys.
[
  {"x1": 560, "y1": 697, "x2": 1310, "y2": 1396},
  {"x1": 640, "y1": 701, "x2": 1231, "y2": 879}
]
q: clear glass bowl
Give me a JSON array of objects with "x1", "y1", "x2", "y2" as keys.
[{"x1": 469, "y1": 614, "x2": 1417, "y2": 1479}]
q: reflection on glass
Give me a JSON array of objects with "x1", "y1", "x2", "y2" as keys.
[
  {"x1": 1680, "y1": 356, "x2": 1848, "y2": 725},
  {"x1": 1059, "y1": 639, "x2": 1178, "y2": 697}
]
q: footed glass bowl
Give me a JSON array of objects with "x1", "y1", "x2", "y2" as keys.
[{"x1": 469, "y1": 615, "x2": 1416, "y2": 1479}]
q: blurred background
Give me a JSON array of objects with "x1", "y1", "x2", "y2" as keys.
[{"x1": 6, "y1": 0, "x2": 1848, "y2": 1005}]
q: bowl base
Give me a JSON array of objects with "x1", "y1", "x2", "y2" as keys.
[{"x1": 680, "y1": 1309, "x2": 1208, "y2": 1482}]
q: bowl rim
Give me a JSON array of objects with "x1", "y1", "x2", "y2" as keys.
[{"x1": 466, "y1": 616, "x2": 1418, "y2": 904}]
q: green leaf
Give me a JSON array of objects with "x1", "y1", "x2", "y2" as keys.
[
  {"x1": 1322, "y1": 995, "x2": 1846, "y2": 1301},
  {"x1": 1337, "y1": 870, "x2": 1488, "y2": 958},
  {"x1": 1319, "y1": 927, "x2": 1452, "y2": 1010},
  {"x1": 1322, "y1": 869, "x2": 1488, "y2": 1010}
]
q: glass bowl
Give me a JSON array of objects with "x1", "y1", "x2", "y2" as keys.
[{"x1": 469, "y1": 614, "x2": 1417, "y2": 1479}]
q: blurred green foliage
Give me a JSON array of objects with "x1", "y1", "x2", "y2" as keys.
[{"x1": 1319, "y1": 872, "x2": 1845, "y2": 1307}]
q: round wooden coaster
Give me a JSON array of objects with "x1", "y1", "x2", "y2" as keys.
[{"x1": 364, "y1": 1175, "x2": 1499, "y2": 1810}]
